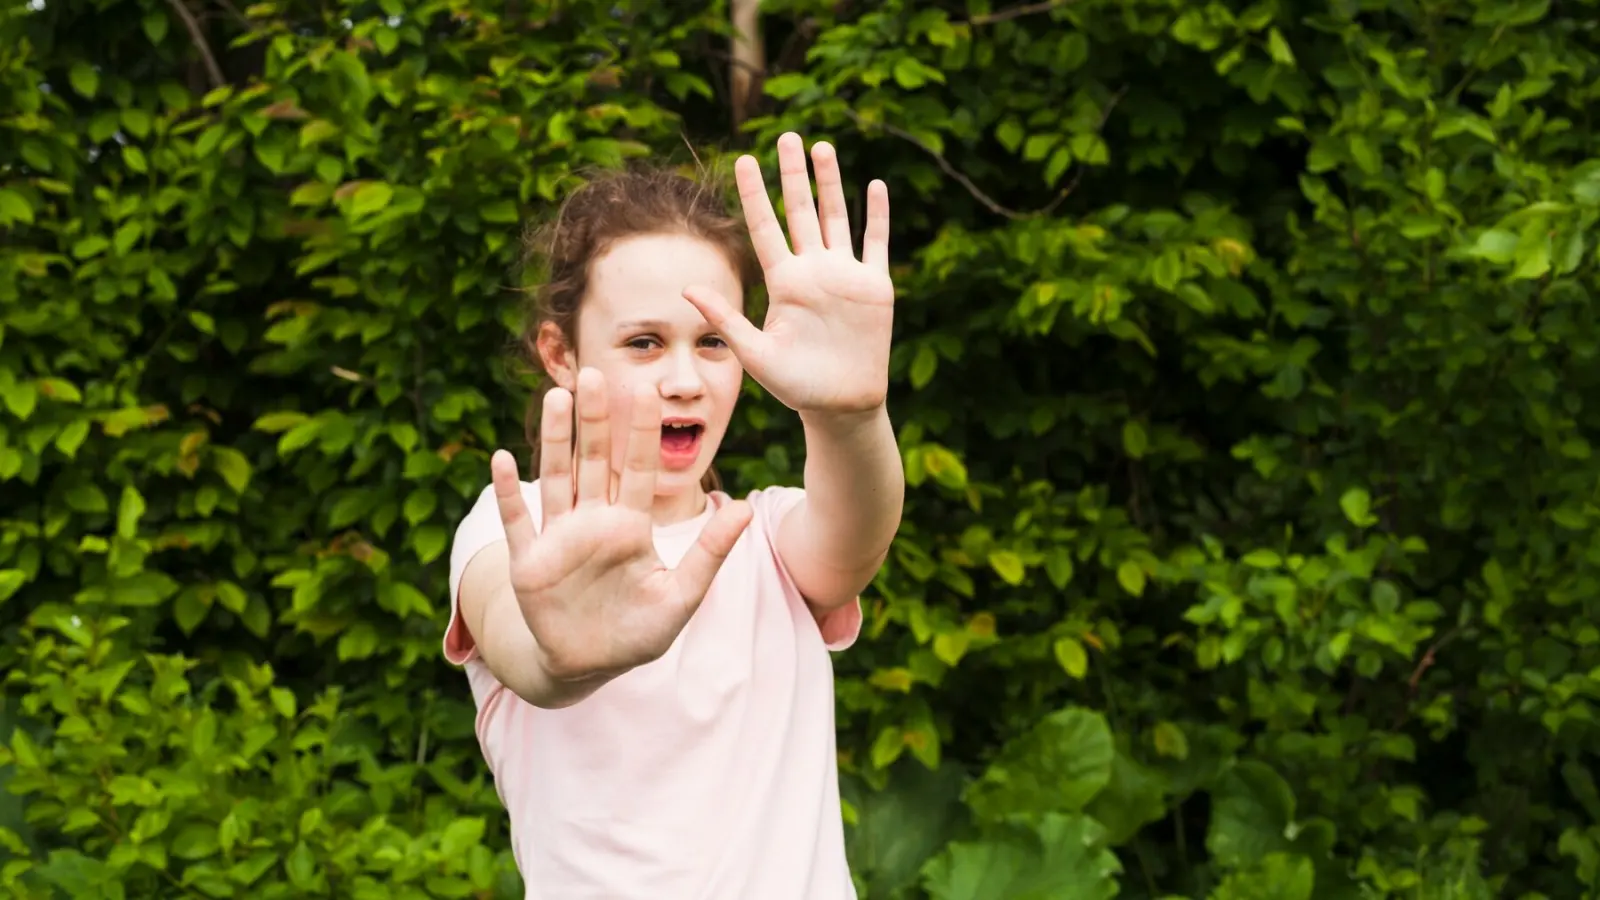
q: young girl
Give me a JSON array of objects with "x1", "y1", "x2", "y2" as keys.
[{"x1": 441, "y1": 132, "x2": 903, "y2": 899}]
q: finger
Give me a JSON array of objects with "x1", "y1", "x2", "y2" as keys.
[
  {"x1": 734, "y1": 155, "x2": 789, "y2": 272},
  {"x1": 682, "y1": 285, "x2": 768, "y2": 363},
  {"x1": 617, "y1": 383, "x2": 662, "y2": 511},
  {"x1": 537, "y1": 387, "x2": 575, "y2": 520},
  {"x1": 810, "y1": 141, "x2": 853, "y2": 253},
  {"x1": 491, "y1": 449, "x2": 538, "y2": 558},
  {"x1": 862, "y1": 179, "x2": 890, "y2": 272},
  {"x1": 573, "y1": 368, "x2": 611, "y2": 505},
  {"x1": 672, "y1": 500, "x2": 754, "y2": 603},
  {"x1": 776, "y1": 132, "x2": 823, "y2": 253}
]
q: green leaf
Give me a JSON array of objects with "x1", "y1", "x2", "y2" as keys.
[
  {"x1": 143, "y1": 9, "x2": 170, "y2": 41},
  {"x1": 173, "y1": 587, "x2": 211, "y2": 634},
  {"x1": 1116, "y1": 560, "x2": 1146, "y2": 597},
  {"x1": 763, "y1": 73, "x2": 815, "y2": 100},
  {"x1": 842, "y1": 762, "x2": 967, "y2": 899},
  {"x1": 0, "y1": 570, "x2": 25, "y2": 604},
  {"x1": 2, "y1": 380, "x2": 38, "y2": 419},
  {"x1": 910, "y1": 345, "x2": 938, "y2": 389},
  {"x1": 69, "y1": 61, "x2": 100, "y2": 98},
  {"x1": 336, "y1": 622, "x2": 378, "y2": 660},
  {"x1": 440, "y1": 817, "x2": 486, "y2": 856},
  {"x1": 212, "y1": 447, "x2": 253, "y2": 494},
  {"x1": 988, "y1": 550, "x2": 1025, "y2": 585},
  {"x1": 1206, "y1": 760, "x2": 1298, "y2": 867},
  {"x1": 403, "y1": 489, "x2": 437, "y2": 526},
  {"x1": 171, "y1": 823, "x2": 219, "y2": 860},
  {"x1": 349, "y1": 182, "x2": 394, "y2": 217},
  {"x1": 1085, "y1": 751, "x2": 1169, "y2": 845},
  {"x1": 290, "y1": 182, "x2": 334, "y2": 206},
  {"x1": 269, "y1": 687, "x2": 297, "y2": 719},
  {"x1": 480, "y1": 199, "x2": 518, "y2": 223},
  {"x1": 1151, "y1": 721, "x2": 1189, "y2": 760},
  {"x1": 1339, "y1": 487, "x2": 1378, "y2": 528},
  {"x1": 1469, "y1": 228, "x2": 1518, "y2": 264},
  {"x1": 1122, "y1": 421, "x2": 1149, "y2": 458},
  {"x1": 116, "y1": 485, "x2": 146, "y2": 539},
  {"x1": 870, "y1": 726, "x2": 905, "y2": 770},
  {"x1": 967, "y1": 706, "x2": 1115, "y2": 821},
  {"x1": 1053, "y1": 637, "x2": 1088, "y2": 678},
  {"x1": 0, "y1": 189, "x2": 34, "y2": 226},
  {"x1": 996, "y1": 118, "x2": 1025, "y2": 153},
  {"x1": 921, "y1": 814, "x2": 1122, "y2": 900},
  {"x1": 412, "y1": 524, "x2": 447, "y2": 564},
  {"x1": 1241, "y1": 549, "x2": 1281, "y2": 568},
  {"x1": 1265, "y1": 27, "x2": 1295, "y2": 66},
  {"x1": 1044, "y1": 550, "x2": 1075, "y2": 589},
  {"x1": 253, "y1": 411, "x2": 309, "y2": 432},
  {"x1": 893, "y1": 57, "x2": 927, "y2": 89},
  {"x1": 285, "y1": 841, "x2": 317, "y2": 889}
]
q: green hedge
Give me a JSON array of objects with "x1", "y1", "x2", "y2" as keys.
[{"x1": 4, "y1": 0, "x2": 1600, "y2": 897}]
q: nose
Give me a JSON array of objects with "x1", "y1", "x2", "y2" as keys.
[{"x1": 659, "y1": 344, "x2": 706, "y2": 400}]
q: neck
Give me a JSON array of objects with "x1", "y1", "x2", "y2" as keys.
[{"x1": 650, "y1": 485, "x2": 709, "y2": 526}]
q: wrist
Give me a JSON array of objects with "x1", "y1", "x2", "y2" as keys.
[{"x1": 797, "y1": 402, "x2": 890, "y2": 437}]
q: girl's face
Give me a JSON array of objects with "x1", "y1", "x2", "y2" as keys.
[{"x1": 538, "y1": 232, "x2": 746, "y2": 518}]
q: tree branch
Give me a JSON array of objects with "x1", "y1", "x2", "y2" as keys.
[
  {"x1": 842, "y1": 84, "x2": 1127, "y2": 221},
  {"x1": 168, "y1": 0, "x2": 225, "y2": 88},
  {"x1": 965, "y1": 0, "x2": 1076, "y2": 26},
  {"x1": 729, "y1": 0, "x2": 765, "y2": 128}
]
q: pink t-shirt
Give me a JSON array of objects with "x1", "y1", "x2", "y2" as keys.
[{"x1": 443, "y1": 479, "x2": 862, "y2": 900}]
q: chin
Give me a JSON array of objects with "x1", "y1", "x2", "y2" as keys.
[{"x1": 654, "y1": 470, "x2": 707, "y2": 495}]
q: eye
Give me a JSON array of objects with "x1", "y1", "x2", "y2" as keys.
[
  {"x1": 625, "y1": 336, "x2": 661, "y2": 352},
  {"x1": 699, "y1": 334, "x2": 728, "y2": 349}
]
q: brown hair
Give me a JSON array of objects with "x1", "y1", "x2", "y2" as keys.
[{"x1": 517, "y1": 161, "x2": 760, "y2": 494}]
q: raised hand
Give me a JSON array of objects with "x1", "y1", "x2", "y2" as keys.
[
  {"x1": 682, "y1": 132, "x2": 894, "y2": 415},
  {"x1": 491, "y1": 369, "x2": 753, "y2": 682}
]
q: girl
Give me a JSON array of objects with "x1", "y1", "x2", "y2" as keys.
[{"x1": 441, "y1": 132, "x2": 903, "y2": 899}]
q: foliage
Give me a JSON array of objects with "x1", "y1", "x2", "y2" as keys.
[{"x1": 4, "y1": 0, "x2": 1600, "y2": 897}]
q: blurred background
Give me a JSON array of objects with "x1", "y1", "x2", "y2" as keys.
[{"x1": 3, "y1": 0, "x2": 1598, "y2": 897}]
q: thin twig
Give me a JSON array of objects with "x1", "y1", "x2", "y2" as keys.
[
  {"x1": 965, "y1": 0, "x2": 1075, "y2": 26},
  {"x1": 168, "y1": 0, "x2": 225, "y2": 89},
  {"x1": 842, "y1": 84, "x2": 1127, "y2": 221}
]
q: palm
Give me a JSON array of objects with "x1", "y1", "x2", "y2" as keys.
[
  {"x1": 684, "y1": 134, "x2": 895, "y2": 414},
  {"x1": 489, "y1": 374, "x2": 753, "y2": 682},
  {"x1": 515, "y1": 508, "x2": 686, "y2": 678}
]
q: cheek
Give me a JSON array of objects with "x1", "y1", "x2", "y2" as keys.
[{"x1": 705, "y1": 361, "x2": 745, "y2": 421}]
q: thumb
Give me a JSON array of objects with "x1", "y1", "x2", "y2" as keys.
[
  {"x1": 672, "y1": 499, "x2": 755, "y2": 602},
  {"x1": 682, "y1": 285, "x2": 767, "y2": 362}
]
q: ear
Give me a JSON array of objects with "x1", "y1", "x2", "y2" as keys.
[{"x1": 535, "y1": 322, "x2": 577, "y2": 391}]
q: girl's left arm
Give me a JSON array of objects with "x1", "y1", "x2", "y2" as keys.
[
  {"x1": 680, "y1": 132, "x2": 905, "y2": 612},
  {"x1": 778, "y1": 404, "x2": 905, "y2": 612}
]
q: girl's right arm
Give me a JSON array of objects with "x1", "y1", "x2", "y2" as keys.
[
  {"x1": 451, "y1": 374, "x2": 751, "y2": 711},
  {"x1": 457, "y1": 539, "x2": 617, "y2": 709}
]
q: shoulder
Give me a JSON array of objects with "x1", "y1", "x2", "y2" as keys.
[
  {"x1": 738, "y1": 483, "x2": 805, "y2": 531},
  {"x1": 448, "y1": 478, "x2": 543, "y2": 593}
]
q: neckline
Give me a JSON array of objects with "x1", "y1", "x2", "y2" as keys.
[{"x1": 652, "y1": 491, "x2": 724, "y2": 539}]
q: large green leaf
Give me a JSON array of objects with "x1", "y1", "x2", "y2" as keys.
[
  {"x1": 844, "y1": 761, "x2": 971, "y2": 898},
  {"x1": 965, "y1": 707, "x2": 1115, "y2": 824},
  {"x1": 921, "y1": 814, "x2": 1122, "y2": 900}
]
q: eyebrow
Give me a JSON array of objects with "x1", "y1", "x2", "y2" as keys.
[{"x1": 614, "y1": 319, "x2": 671, "y2": 333}]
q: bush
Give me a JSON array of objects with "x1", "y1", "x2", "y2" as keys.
[{"x1": 4, "y1": 0, "x2": 1599, "y2": 897}]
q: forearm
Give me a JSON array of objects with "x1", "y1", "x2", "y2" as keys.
[
  {"x1": 782, "y1": 404, "x2": 905, "y2": 609},
  {"x1": 459, "y1": 545, "x2": 618, "y2": 709},
  {"x1": 481, "y1": 581, "x2": 617, "y2": 709}
]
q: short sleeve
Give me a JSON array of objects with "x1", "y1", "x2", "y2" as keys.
[
  {"x1": 749, "y1": 485, "x2": 864, "y2": 652},
  {"x1": 442, "y1": 480, "x2": 542, "y2": 666}
]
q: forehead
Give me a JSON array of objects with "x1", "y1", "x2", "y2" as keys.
[{"x1": 583, "y1": 232, "x2": 743, "y2": 329}]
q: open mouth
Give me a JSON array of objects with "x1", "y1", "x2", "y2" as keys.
[{"x1": 660, "y1": 422, "x2": 704, "y2": 455}]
